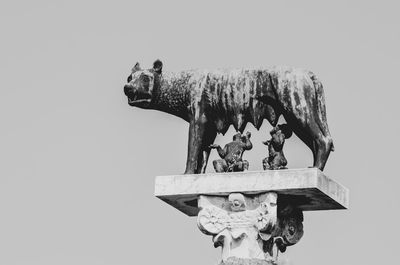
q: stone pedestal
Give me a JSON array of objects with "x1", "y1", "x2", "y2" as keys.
[{"x1": 155, "y1": 168, "x2": 348, "y2": 264}]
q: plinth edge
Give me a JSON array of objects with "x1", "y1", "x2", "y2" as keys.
[{"x1": 155, "y1": 168, "x2": 349, "y2": 216}]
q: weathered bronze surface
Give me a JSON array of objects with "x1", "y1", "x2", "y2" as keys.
[
  {"x1": 210, "y1": 132, "x2": 253, "y2": 172},
  {"x1": 124, "y1": 60, "x2": 334, "y2": 173},
  {"x1": 262, "y1": 124, "x2": 292, "y2": 170}
]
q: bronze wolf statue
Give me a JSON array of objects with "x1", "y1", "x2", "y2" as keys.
[{"x1": 123, "y1": 60, "x2": 334, "y2": 174}]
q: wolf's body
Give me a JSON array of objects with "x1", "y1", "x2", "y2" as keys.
[{"x1": 124, "y1": 62, "x2": 334, "y2": 174}]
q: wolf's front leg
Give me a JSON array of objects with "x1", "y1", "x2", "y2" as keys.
[{"x1": 184, "y1": 119, "x2": 206, "y2": 174}]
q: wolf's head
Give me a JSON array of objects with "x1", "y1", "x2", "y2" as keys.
[{"x1": 123, "y1": 60, "x2": 163, "y2": 109}]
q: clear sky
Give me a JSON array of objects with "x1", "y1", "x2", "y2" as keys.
[{"x1": 1, "y1": 1, "x2": 399, "y2": 264}]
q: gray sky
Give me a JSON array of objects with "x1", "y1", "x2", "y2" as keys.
[{"x1": 1, "y1": 0, "x2": 399, "y2": 264}]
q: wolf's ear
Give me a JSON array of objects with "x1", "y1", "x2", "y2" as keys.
[
  {"x1": 132, "y1": 62, "x2": 141, "y2": 72},
  {"x1": 153, "y1": 59, "x2": 163, "y2": 74}
]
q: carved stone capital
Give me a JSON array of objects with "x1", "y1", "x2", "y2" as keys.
[
  {"x1": 155, "y1": 170, "x2": 349, "y2": 264},
  {"x1": 197, "y1": 192, "x2": 303, "y2": 264}
]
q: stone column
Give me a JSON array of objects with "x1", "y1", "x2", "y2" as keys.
[
  {"x1": 197, "y1": 192, "x2": 303, "y2": 265},
  {"x1": 154, "y1": 169, "x2": 349, "y2": 265}
]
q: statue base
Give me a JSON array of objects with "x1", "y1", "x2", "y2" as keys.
[{"x1": 155, "y1": 168, "x2": 348, "y2": 264}]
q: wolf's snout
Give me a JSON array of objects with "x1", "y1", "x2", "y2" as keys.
[{"x1": 124, "y1": 84, "x2": 134, "y2": 96}]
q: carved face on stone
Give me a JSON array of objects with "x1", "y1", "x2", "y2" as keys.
[
  {"x1": 228, "y1": 193, "x2": 246, "y2": 212},
  {"x1": 123, "y1": 60, "x2": 163, "y2": 108},
  {"x1": 261, "y1": 193, "x2": 277, "y2": 214}
]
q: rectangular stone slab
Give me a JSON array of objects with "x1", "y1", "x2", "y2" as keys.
[{"x1": 155, "y1": 168, "x2": 349, "y2": 216}]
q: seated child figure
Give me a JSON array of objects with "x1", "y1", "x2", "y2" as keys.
[
  {"x1": 263, "y1": 124, "x2": 292, "y2": 170},
  {"x1": 210, "y1": 131, "x2": 253, "y2": 172}
]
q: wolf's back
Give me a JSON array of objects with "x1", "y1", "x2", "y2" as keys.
[{"x1": 190, "y1": 69, "x2": 273, "y2": 133}]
